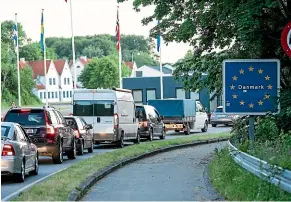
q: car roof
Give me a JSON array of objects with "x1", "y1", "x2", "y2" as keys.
[
  {"x1": 64, "y1": 116, "x2": 77, "y2": 119},
  {"x1": 8, "y1": 106, "x2": 55, "y2": 111}
]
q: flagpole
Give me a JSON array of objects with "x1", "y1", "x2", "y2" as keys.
[
  {"x1": 70, "y1": 0, "x2": 77, "y2": 93},
  {"x1": 117, "y1": 5, "x2": 122, "y2": 89},
  {"x1": 15, "y1": 13, "x2": 21, "y2": 107},
  {"x1": 159, "y1": 42, "x2": 163, "y2": 99},
  {"x1": 42, "y1": 9, "x2": 48, "y2": 107}
]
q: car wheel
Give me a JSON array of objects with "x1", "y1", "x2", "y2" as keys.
[
  {"x1": 184, "y1": 124, "x2": 190, "y2": 135},
  {"x1": 148, "y1": 128, "x2": 153, "y2": 141},
  {"x1": 88, "y1": 140, "x2": 94, "y2": 153},
  {"x1": 212, "y1": 124, "x2": 217, "y2": 127},
  {"x1": 201, "y1": 121, "x2": 208, "y2": 132},
  {"x1": 133, "y1": 130, "x2": 141, "y2": 144},
  {"x1": 31, "y1": 154, "x2": 39, "y2": 175},
  {"x1": 77, "y1": 140, "x2": 84, "y2": 156},
  {"x1": 159, "y1": 129, "x2": 166, "y2": 140},
  {"x1": 118, "y1": 133, "x2": 125, "y2": 148},
  {"x1": 52, "y1": 141, "x2": 63, "y2": 164},
  {"x1": 67, "y1": 139, "x2": 77, "y2": 159},
  {"x1": 175, "y1": 130, "x2": 180, "y2": 133},
  {"x1": 15, "y1": 160, "x2": 25, "y2": 182}
]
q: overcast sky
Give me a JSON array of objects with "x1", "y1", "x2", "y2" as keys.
[{"x1": 0, "y1": 0, "x2": 191, "y2": 63}]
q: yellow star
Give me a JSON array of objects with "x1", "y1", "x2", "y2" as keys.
[
  {"x1": 232, "y1": 94, "x2": 238, "y2": 99},
  {"x1": 258, "y1": 69, "x2": 263, "y2": 74},
  {"x1": 232, "y1": 76, "x2": 238, "y2": 81},
  {"x1": 265, "y1": 75, "x2": 270, "y2": 80},
  {"x1": 264, "y1": 94, "x2": 270, "y2": 99},
  {"x1": 239, "y1": 69, "x2": 244, "y2": 74},
  {"x1": 230, "y1": 84, "x2": 235, "y2": 90},
  {"x1": 249, "y1": 66, "x2": 254, "y2": 71},
  {"x1": 240, "y1": 100, "x2": 245, "y2": 105},
  {"x1": 258, "y1": 100, "x2": 263, "y2": 105},
  {"x1": 267, "y1": 84, "x2": 273, "y2": 90},
  {"x1": 249, "y1": 103, "x2": 254, "y2": 108}
]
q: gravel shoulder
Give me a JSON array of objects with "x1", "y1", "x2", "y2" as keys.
[{"x1": 82, "y1": 142, "x2": 227, "y2": 201}]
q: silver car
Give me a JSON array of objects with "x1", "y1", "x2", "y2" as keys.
[
  {"x1": 1, "y1": 122, "x2": 39, "y2": 182},
  {"x1": 210, "y1": 106, "x2": 239, "y2": 127}
]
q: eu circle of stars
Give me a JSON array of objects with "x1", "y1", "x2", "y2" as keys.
[{"x1": 224, "y1": 61, "x2": 279, "y2": 114}]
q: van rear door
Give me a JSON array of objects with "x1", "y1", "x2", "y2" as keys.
[{"x1": 92, "y1": 99, "x2": 115, "y2": 136}]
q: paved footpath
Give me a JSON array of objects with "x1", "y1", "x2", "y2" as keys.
[{"x1": 82, "y1": 142, "x2": 227, "y2": 201}]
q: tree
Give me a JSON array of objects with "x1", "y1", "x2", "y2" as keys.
[
  {"x1": 134, "y1": 52, "x2": 158, "y2": 67},
  {"x1": 82, "y1": 45, "x2": 104, "y2": 58},
  {"x1": 20, "y1": 42, "x2": 57, "y2": 61},
  {"x1": 1, "y1": 20, "x2": 27, "y2": 49},
  {"x1": 119, "y1": 0, "x2": 291, "y2": 92},
  {"x1": 79, "y1": 55, "x2": 131, "y2": 89}
]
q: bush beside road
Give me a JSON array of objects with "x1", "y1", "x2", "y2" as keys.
[
  {"x1": 208, "y1": 148, "x2": 291, "y2": 201},
  {"x1": 11, "y1": 132, "x2": 231, "y2": 201}
]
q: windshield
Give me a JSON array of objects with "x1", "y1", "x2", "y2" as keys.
[
  {"x1": 1, "y1": 126, "x2": 10, "y2": 137},
  {"x1": 4, "y1": 109, "x2": 45, "y2": 126}
]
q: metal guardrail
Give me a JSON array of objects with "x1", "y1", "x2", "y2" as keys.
[{"x1": 228, "y1": 141, "x2": 291, "y2": 193}]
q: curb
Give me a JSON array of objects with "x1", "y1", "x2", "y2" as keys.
[{"x1": 67, "y1": 137, "x2": 230, "y2": 201}]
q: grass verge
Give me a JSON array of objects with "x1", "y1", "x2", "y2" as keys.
[
  {"x1": 13, "y1": 132, "x2": 231, "y2": 201},
  {"x1": 208, "y1": 148, "x2": 291, "y2": 201}
]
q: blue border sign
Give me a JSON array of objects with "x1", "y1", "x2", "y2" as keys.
[{"x1": 223, "y1": 59, "x2": 280, "y2": 115}]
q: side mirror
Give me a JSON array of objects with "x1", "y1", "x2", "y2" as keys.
[
  {"x1": 160, "y1": 116, "x2": 164, "y2": 120},
  {"x1": 87, "y1": 124, "x2": 93, "y2": 129}
]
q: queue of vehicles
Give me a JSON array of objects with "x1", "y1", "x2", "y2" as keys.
[{"x1": 1, "y1": 88, "x2": 214, "y2": 183}]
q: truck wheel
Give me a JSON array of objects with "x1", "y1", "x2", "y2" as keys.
[
  {"x1": 184, "y1": 124, "x2": 190, "y2": 135},
  {"x1": 212, "y1": 124, "x2": 217, "y2": 127},
  {"x1": 118, "y1": 133, "x2": 125, "y2": 148},
  {"x1": 201, "y1": 121, "x2": 208, "y2": 132},
  {"x1": 175, "y1": 130, "x2": 180, "y2": 133}
]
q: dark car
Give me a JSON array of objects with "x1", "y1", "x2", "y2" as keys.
[
  {"x1": 135, "y1": 105, "x2": 165, "y2": 141},
  {"x1": 3, "y1": 107, "x2": 76, "y2": 164},
  {"x1": 64, "y1": 116, "x2": 94, "y2": 155}
]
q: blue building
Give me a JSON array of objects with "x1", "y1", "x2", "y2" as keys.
[{"x1": 122, "y1": 76, "x2": 211, "y2": 112}]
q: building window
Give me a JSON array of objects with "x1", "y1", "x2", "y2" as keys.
[
  {"x1": 52, "y1": 92, "x2": 54, "y2": 99},
  {"x1": 40, "y1": 92, "x2": 43, "y2": 99},
  {"x1": 176, "y1": 88, "x2": 186, "y2": 99},
  {"x1": 217, "y1": 94, "x2": 223, "y2": 107},
  {"x1": 66, "y1": 91, "x2": 69, "y2": 98},
  {"x1": 49, "y1": 78, "x2": 52, "y2": 85},
  {"x1": 53, "y1": 78, "x2": 56, "y2": 85},
  {"x1": 146, "y1": 89, "x2": 156, "y2": 102},
  {"x1": 190, "y1": 91, "x2": 199, "y2": 100},
  {"x1": 48, "y1": 92, "x2": 51, "y2": 99},
  {"x1": 44, "y1": 92, "x2": 46, "y2": 99},
  {"x1": 64, "y1": 78, "x2": 66, "y2": 85},
  {"x1": 67, "y1": 78, "x2": 70, "y2": 85},
  {"x1": 77, "y1": 76, "x2": 80, "y2": 82},
  {"x1": 70, "y1": 91, "x2": 72, "y2": 97},
  {"x1": 77, "y1": 66, "x2": 80, "y2": 68},
  {"x1": 55, "y1": 92, "x2": 58, "y2": 98},
  {"x1": 136, "y1": 71, "x2": 143, "y2": 77},
  {"x1": 133, "y1": 90, "x2": 142, "y2": 103},
  {"x1": 63, "y1": 91, "x2": 66, "y2": 98}
]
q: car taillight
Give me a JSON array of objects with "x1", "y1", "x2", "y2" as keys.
[
  {"x1": 143, "y1": 121, "x2": 148, "y2": 127},
  {"x1": 2, "y1": 144, "x2": 15, "y2": 156},
  {"x1": 74, "y1": 130, "x2": 80, "y2": 138},
  {"x1": 46, "y1": 124, "x2": 55, "y2": 134},
  {"x1": 114, "y1": 113, "x2": 119, "y2": 129}
]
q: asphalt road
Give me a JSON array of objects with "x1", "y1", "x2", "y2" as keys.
[
  {"x1": 0, "y1": 126, "x2": 230, "y2": 200},
  {"x1": 82, "y1": 141, "x2": 227, "y2": 201}
]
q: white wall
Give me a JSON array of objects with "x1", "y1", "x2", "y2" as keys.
[
  {"x1": 70, "y1": 59, "x2": 85, "y2": 87},
  {"x1": 133, "y1": 65, "x2": 173, "y2": 77},
  {"x1": 60, "y1": 62, "x2": 73, "y2": 102}
]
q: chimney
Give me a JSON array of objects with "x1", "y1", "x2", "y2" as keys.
[{"x1": 20, "y1": 58, "x2": 25, "y2": 62}]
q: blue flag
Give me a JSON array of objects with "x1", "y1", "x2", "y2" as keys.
[
  {"x1": 13, "y1": 22, "x2": 18, "y2": 52},
  {"x1": 157, "y1": 20, "x2": 161, "y2": 53},
  {"x1": 40, "y1": 10, "x2": 45, "y2": 52}
]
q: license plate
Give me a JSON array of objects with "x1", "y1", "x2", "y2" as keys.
[{"x1": 26, "y1": 129, "x2": 34, "y2": 133}]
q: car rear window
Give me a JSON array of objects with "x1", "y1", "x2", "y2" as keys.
[
  {"x1": 136, "y1": 106, "x2": 147, "y2": 119},
  {"x1": 215, "y1": 108, "x2": 223, "y2": 113},
  {"x1": 94, "y1": 100, "x2": 114, "y2": 117},
  {"x1": 64, "y1": 117, "x2": 78, "y2": 129},
  {"x1": 4, "y1": 109, "x2": 45, "y2": 126},
  {"x1": 1, "y1": 126, "x2": 10, "y2": 137},
  {"x1": 73, "y1": 100, "x2": 114, "y2": 117}
]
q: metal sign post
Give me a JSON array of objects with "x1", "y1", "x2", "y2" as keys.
[{"x1": 223, "y1": 59, "x2": 280, "y2": 150}]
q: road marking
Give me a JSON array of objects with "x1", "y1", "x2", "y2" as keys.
[{"x1": 2, "y1": 167, "x2": 68, "y2": 201}]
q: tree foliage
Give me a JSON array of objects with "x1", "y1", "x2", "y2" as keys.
[
  {"x1": 119, "y1": 0, "x2": 291, "y2": 93},
  {"x1": 79, "y1": 55, "x2": 132, "y2": 89},
  {"x1": 20, "y1": 42, "x2": 57, "y2": 61}
]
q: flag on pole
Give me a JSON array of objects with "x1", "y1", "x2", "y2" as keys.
[
  {"x1": 157, "y1": 20, "x2": 161, "y2": 53},
  {"x1": 116, "y1": 6, "x2": 121, "y2": 51},
  {"x1": 40, "y1": 10, "x2": 45, "y2": 52},
  {"x1": 13, "y1": 22, "x2": 18, "y2": 52}
]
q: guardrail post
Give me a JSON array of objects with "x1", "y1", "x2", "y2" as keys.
[{"x1": 248, "y1": 115, "x2": 255, "y2": 150}]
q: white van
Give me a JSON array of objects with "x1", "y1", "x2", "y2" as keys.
[{"x1": 72, "y1": 88, "x2": 140, "y2": 147}]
